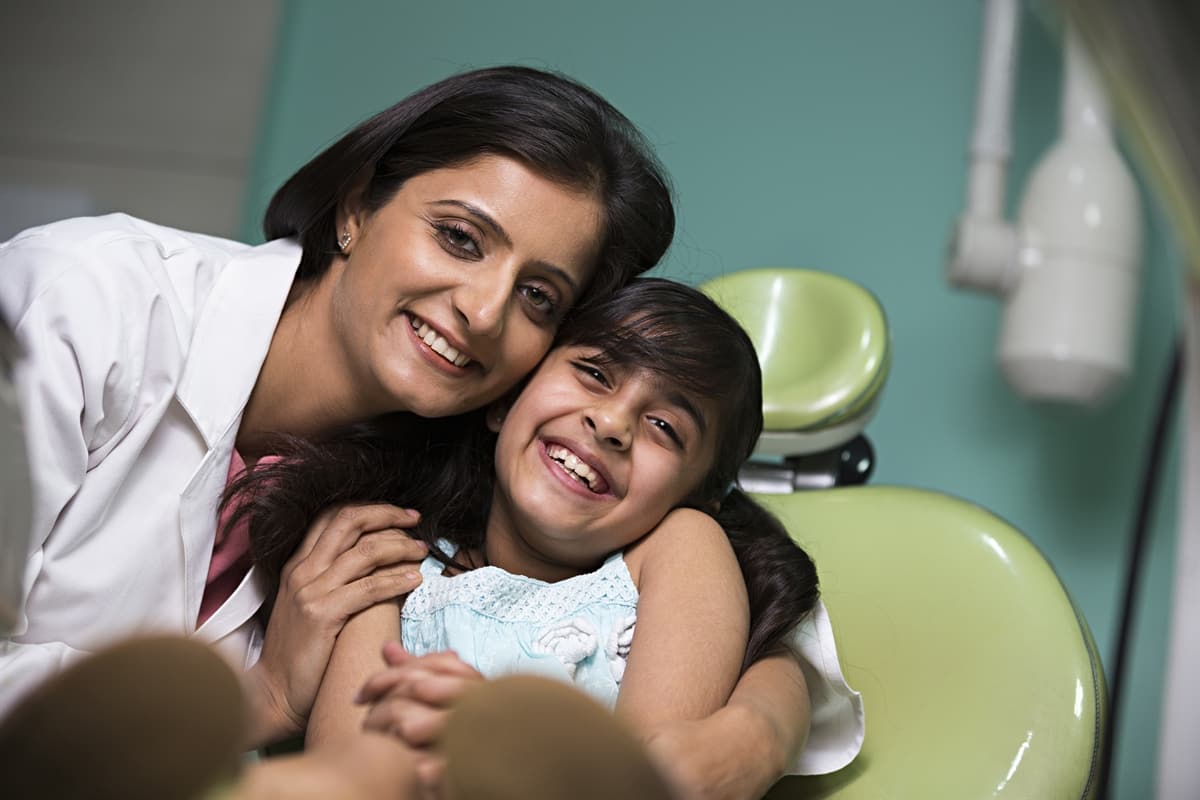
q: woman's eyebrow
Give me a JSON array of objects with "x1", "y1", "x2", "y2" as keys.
[{"x1": 430, "y1": 199, "x2": 581, "y2": 296}]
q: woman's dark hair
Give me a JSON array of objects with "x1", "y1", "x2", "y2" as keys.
[
  {"x1": 263, "y1": 65, "x2": 674, "y2": 309},
  {"x1": 230, "y1": 279, "x2": 817, "y2": 669}
]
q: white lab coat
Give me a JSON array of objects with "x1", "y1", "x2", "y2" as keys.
[{"x1": 0, "y1": 214, "x2": 300, "y2": 714}]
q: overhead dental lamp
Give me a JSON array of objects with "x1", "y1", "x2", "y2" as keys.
[{"x1": 945, "y1": 0, "x2": 1143, "y2": 406}]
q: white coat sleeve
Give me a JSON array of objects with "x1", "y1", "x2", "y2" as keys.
[{"x1": 0, "y1": 231, "x2": 141, "y2": 710}]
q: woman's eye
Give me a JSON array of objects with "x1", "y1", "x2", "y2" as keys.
[
  {"x1": 520, "y1": 284, "x2": 560, "y2": 319},
  {"x1": 434, "y1": 222, "x2": 481, "y2": 258}
]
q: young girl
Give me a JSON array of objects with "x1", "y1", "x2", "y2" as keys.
[{"x1": 229, "y1": 278, "x2": 820, "y2": 778}]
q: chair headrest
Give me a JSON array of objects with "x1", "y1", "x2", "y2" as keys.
[{"x1": 702, "y1": 268, "x2": 890, "y2": 455}]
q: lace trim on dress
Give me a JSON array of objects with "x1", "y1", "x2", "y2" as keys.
[{"x1": 402, "y1": 541, "x2": 638, "y2": 624}]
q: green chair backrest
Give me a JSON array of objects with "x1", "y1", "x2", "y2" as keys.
[
  {"x1": 701, "y1": 269, "x2": 889, "y2": 432},
  {"x1": 758, "y1": 487, "x2": 1105, "y2": 800}
]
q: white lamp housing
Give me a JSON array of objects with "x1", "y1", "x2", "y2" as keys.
[{"x1": 946, "y1": 0, "x2": 1143, "y2": 407}]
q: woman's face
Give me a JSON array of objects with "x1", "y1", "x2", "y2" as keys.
[{"x1": 331, "y1": 155, "x2": 605, "y2": 418}]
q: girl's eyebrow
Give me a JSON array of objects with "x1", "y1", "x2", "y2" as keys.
[
  {"x1": 429, "y1": 199, "x2": 581, "y2": 297},
  {"x1": 665, "y1": 388, "x2": 707, "y2": 437}
]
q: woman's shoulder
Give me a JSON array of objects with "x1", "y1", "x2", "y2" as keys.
[
  {"x1": 3, "y1": 213, "x2": 246, "y2": 263},
  {"x1": 0, "y1": 212, "x2": 274, "y2": 331},
  {"x1": 1, "y1": 213, "x2": 252, "y2": 318}
]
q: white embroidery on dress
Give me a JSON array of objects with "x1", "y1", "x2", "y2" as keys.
[
  {"x1": 606, "y1": 614, "x2": 637, "y2": 683},
  {"x1": 533, "y1": 617, "x2": 598, "y2": 678}
]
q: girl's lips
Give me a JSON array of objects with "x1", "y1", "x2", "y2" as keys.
[{"x1": 539, "y1": 440, "x2": 615, "y2": 498}]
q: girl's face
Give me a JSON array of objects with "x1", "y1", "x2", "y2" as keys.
[
  {"x1": 487, "y1": 344, "x2": 720, "y2": 581},
  {"x1": 328, "y1": 155, "x2": 605, "y2": 418}
]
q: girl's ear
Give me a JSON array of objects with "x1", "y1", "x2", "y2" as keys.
[{"x1": 486, "y1": 402, "x2": 508, "y2": 432}]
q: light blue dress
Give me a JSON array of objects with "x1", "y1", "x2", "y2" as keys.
[{"x1": 401, "y1": 541, "x2": 639, "y2": 707}]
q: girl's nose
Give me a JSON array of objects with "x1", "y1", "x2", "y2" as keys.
[{"x1": 585, "y1": 405, "x2": 632, "y2": 451}]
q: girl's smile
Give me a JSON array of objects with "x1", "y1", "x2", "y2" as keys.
[{"x1": 541, "y1": 439, "x2": 614, "y2": 497}]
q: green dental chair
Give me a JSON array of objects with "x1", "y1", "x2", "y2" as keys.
[{"x1": 701, "y1": 269, "x2": 1106, "y2": 799}]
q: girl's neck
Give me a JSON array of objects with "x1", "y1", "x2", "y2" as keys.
[{"x1": 482, "y1": 499, "x2": 605, "y2": 584}]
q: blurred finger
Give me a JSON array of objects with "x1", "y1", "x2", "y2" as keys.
[
  {"x1": 361, "y1": 698, "x2": 450, "y2": 747},
  {"x1": 356, "y1": 666, "x2": 410, "y2": 704},
  {"x1": 387, "y1": 650, "x2": 480, "y2": 679},
  {"x1": 416, "y1": 753, "x2": 447, "y2": 800}
]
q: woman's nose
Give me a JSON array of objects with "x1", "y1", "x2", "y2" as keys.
[{"x1": 453, "y1": 270, "x2": 513, "y2": 339}]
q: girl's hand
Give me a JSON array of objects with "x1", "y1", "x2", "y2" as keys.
[
  {"x1": 356, "y1": 644, "x2": 484, "y2": 747},
  {"x1": 357, "y1": 644, "x2": 484, "y2": 796},
  {"x1": 247, "y1": 504, "x2": 429, "y2": 746}
]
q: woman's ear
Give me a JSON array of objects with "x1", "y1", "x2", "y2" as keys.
[
  {"x1": 335, "y1": 176, "x2": 371, "y2": 255},
  {"x1": 486, "y1": 402, "x2": 508, "y2": 433}
]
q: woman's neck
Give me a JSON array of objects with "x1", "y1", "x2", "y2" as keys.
[{"x1": 236, "y1": 282, "x2": 369, "y2": 458}]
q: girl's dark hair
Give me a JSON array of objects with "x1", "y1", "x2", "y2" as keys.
[
  {"x1": 230, "y1": 279, "x2": 817, "y2": 669},
  {"x1": 263, "y1": 65, "x2": 674, "y2": 309}
]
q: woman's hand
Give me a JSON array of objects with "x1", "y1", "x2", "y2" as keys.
[{"x1": 246, "y1": 504, "x2": 429, "y2": 747}]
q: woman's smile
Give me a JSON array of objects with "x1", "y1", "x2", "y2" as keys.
[
  {"x1": 322, "y1": 156, "x2": 604, "y2": 420},
  {"x1": 404, "y1": 311, "x2": 474, "y2": 371}
]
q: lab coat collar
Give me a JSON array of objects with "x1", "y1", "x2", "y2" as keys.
[{"x1": 176, "y1": 237, "x2": 301, "y2": 448}]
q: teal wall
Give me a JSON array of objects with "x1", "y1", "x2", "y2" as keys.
[{"x1": 241, "y1": 2, "x2": 1182, "y2": 796}]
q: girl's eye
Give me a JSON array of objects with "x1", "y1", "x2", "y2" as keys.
[
  {"x1": 520, "y1": 284, "x2": 561, "y2": 321},
  {"x1": 649, "y1": 417, "x2": 684, "y2": 449},
  {"x1": 433, "y1": 222, "x2": 482, "y2": 258},
  {"x1": 572, "y1": 361, "x2": 610, "y2": 388}
]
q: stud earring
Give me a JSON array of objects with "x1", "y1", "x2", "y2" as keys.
[{"x1": 337, "y1": 229, "x2": 352, "y2": 252}]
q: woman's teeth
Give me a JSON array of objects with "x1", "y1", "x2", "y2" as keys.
[
  {"x1": 546, "y1": 445, "x2": 604, "y2": 493},
  {"x1": 410, "y1": 318, "x2": 470, "y2": 367}
]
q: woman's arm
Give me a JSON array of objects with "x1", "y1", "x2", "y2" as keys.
[
  {"x1": 646, "y1": 653, "x2": 810, "y2": 800},
  {"x1": 617, "y1": 507, "x2": 749, "y2": 731}
]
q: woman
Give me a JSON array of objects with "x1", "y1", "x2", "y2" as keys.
[{"x1": 0, "y1": 66, "x2": 853, "y2": 797}]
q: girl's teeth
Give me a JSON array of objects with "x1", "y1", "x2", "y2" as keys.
[{"x1": 547, "y1": 446, "x2": 601, "y2": 492}]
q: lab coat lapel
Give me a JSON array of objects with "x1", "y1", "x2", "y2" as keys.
[
  {"x1": 175, "y1": 237, "x2": 300, "y2": 447},
  {"x1": 175, "y1": 237, "x2": 299, "y2": 637},
  {"x1": 179, "y1": 427, "x2": 242, "y2": 631}
]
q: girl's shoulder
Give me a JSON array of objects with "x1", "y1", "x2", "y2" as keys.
[{"x1": 623, "y1": 508, "x2": 731, "y2": 586}]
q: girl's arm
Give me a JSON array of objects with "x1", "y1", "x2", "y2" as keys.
[
  {"x1": 623, "y1": 506, "x2": 813, "y2": 800},
  {"x1": 617, "y1": 507, "x2": 749, "y2": 731},
  {"x1": 305, "y1": 600, "x2": 402, "y2": 746}
]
